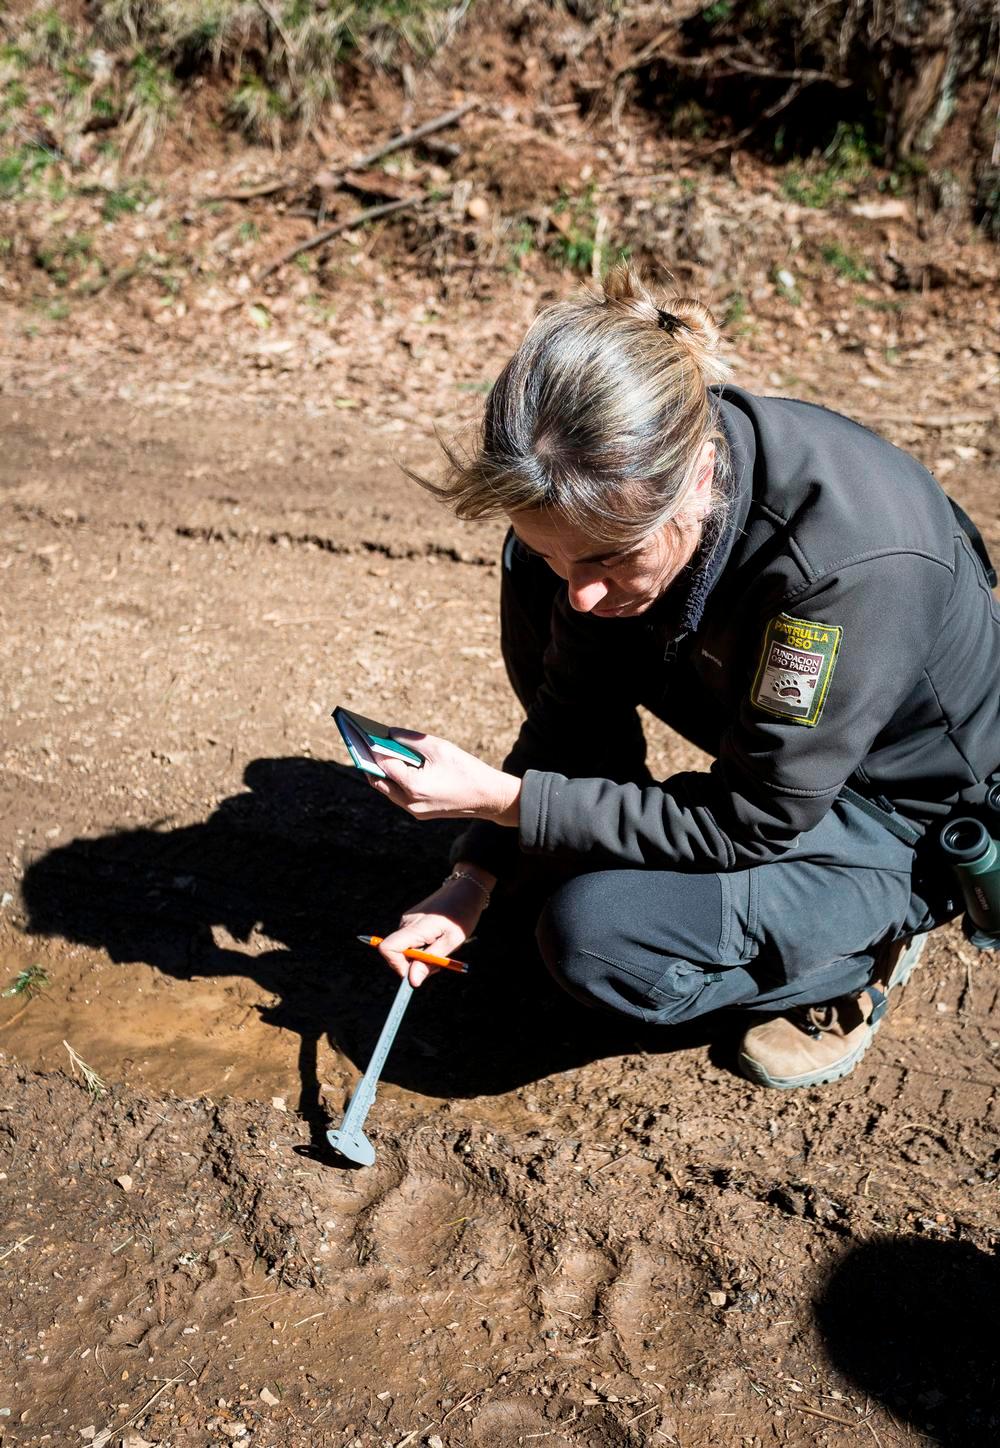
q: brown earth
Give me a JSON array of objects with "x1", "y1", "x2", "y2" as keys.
[
  {"x1": 2, "y1": 58, "x2": 1000, "y2": 1446},
  {"x1": 2, "y1": 301, "x2": 999, "y2": 1448}
]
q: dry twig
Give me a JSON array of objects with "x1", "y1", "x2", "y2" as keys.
[
  {"x1": 205, "y1": 101, "x2": 476, "y2": 207},
  {"x1": 63, "y1": 1040, "x2": 105, "y2": 1098},
  {"x1": 258, "y1": 187, "x2": 453, "y2": 281},
  {"x1": 345, "y1": 99, "x2": 477, "y2": 174}
]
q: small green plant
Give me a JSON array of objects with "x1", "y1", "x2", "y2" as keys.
[
  {"x1": 782, "y1": 122, "x2": 876, "y2": 209},
  {"x1": 228, "y1": 75, "x2": 286, "y2": 148},
  {"x1": 120, "y1": 52, "x2": 176, "y2": 163},
  {"x1": 702, "y1": 0, "x2": 733, "y2": 20},
  {"x1": 2, "y1": 80, "x2": 28, "y2": 113},
  {"x1": 506, "y1": 220, "x2": 536, "y2": 270},
  {"x1": 0, "y1": 142, "x2": 56, "y2": 197},
  {"x1": 304, "y1": 293, "x2": 336, "y2": 322},
  {"x1": 548, "y1": 188, "x2": 627, "y2": 275},
  {"x1": 35, "y1": 232, "x2": 93, "y2": 286},
  {"x1": 238, "y1": 219, "x2": 261, "y2": 244},
  {"x1": 24, "y1": 8, "x2": 76, "y2": 64},
  {"x1": 101, "y1": 184, "x2": 149, "y2": 222},
  {"x1": 821, "y1": 243, "x2": 871, "y2": 282},
  {"x1": 3, "y1": 965, "x2": 50, "y2": 999},
  {"x1": 0, "y1": 43, "x2": 29, "y2": 73}
]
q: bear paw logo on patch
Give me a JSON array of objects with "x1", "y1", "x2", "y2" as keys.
[{"x1": 771, "y1": 673, "x2": 804, "y2": 702}]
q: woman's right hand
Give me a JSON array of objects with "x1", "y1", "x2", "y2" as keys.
[{"x1": 376, "y1": 867, "x2": 494, "y2": 986}]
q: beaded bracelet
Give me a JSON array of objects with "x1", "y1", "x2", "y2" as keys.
[{"x1": 444, "y1": 869, "x2": 493, "y2": 906}]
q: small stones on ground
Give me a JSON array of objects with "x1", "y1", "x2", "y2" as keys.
[
  {"x1": 271, "y1": 1096, "x2": 286, "y2": 1112},
  {"x1": 426, "y1": 1437, "x2": 445, "y2": 1448},
  {"x1": 708, "y1": 1290, "x2": 728, "y2": 1307},
  {"x1": 259, "y1": 1387, "x2": 279, "y2": 1407},
  {"x1": 115, "y1": 1174, "x2": 134, "y2": 1192}
]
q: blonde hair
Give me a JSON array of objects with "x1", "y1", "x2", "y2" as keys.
[{"x1": 419, "y1": 260, "x2": 732, "y2": 547}]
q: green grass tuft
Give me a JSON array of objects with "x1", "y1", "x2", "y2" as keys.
[
  {"x1": 782, "y1": 122, "x2": 876, "y2": 209},
  {"x1": 3, "y1": 965, "x2": 51, "y2": 999},
  {"x1": 821, "y1": 243, "x2": 871, "y2": 282},
  {"x1": 0, "y1": 142, "x2": 57, "y2": 197},
  {"x1": 101, "y1": 183, "x2": 150, "y2": 221}
]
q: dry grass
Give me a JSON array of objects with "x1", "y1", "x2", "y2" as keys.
[
  {"x1": 0, "y1": 0, "x2": 475, "y2": 171},
  {"x1": 63, "y1": 1040, "x2": 107, "y2": 1099}
]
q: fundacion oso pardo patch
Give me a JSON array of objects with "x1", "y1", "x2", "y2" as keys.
[{"x1": 751, "y1": 612, "x2": 842, "y2": 727}]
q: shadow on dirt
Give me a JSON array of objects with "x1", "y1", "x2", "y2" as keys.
[
  {"x1": 20, "y1": 756, "x2": 724, "y2": 1145},
  {"x1": 817, "y1": 1235, "x2": 1000, "y2": 1446}
]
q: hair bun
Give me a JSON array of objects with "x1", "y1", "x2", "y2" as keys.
[{"x1": 601, "y1": 260, "x2": 729, "y2": 385}]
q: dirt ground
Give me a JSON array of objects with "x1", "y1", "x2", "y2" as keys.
[{"x1": 3, "y1": 142, "x2": 1000, "y2": 1448}]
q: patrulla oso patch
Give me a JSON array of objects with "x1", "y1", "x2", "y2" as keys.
[{"x1": 751, "y1": 612, "x2": 842, "y2": 726}]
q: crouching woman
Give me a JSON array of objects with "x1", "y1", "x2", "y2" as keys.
[{"x1": 363, "y1": 262, "x2": 1000, "y2": 1090}]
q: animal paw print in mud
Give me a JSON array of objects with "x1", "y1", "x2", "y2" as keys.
[{"x1": 770, "y1": 672, "x2": 814, "y2": 702}]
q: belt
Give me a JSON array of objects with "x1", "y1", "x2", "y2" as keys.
[{"x1": 839, "y1": 784, "x2": 922, "y2": 847}]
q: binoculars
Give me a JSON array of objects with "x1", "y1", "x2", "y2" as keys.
[{"x1": 939, "y1": 782, "x2": 1000, "y2": 950}]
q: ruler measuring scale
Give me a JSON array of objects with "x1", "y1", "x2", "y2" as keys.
[{"x1": 326, "y1": 974, "x2": 414, "y2": 1166}]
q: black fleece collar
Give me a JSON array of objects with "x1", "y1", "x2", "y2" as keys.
[{"x1": 649, "y1": 394, "x2": 756, "y2": 641}]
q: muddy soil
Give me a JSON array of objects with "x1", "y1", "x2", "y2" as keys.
[{"x1": 1, "y1": 285, "x2": 999, "y2": 1447}]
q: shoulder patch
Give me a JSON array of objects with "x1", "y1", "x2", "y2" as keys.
[{"x1": 750, "y1": 612, "x2": 842, "y2": 727}]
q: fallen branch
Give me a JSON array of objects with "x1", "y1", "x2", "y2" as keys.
[
  {"x1": 685, "y1": 79, "x2": 802, "y2": 161},
  {"x1": 791, "y1": 1401, "x2": 866, "y2": 1428},
  {"x1": 344, "y1": 99, "x2": 478, "y2": 173},
  {"x1": 203, "y1": 178, "x2": 296, "y2": 203},
  {"x1": 203, "y1": 101, "x2": 475, "y2": 207},
  {"x1": 725, "y1": 54, "x2": 851, "y2": 87},
  {"x1": 258, "y1": 187, "x2": 452, "y2": 281},
  {"x1": 0, "y1": 1000, "x2": 36, "y2": 1032},
  {"x1": 598, "y1": 79, "x2": 801, "y2": 188},
  {"x1": 613, "y1": 25, "x2": 676, "y2": 78}
]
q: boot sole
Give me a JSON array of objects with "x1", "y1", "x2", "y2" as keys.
[{"x1": 737, "y1": 932, "x2": 928, "y2": 1090}]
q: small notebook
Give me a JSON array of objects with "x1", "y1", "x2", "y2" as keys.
[{"x1": 332, "y1": 706, "x2": 424, "y2": 780}]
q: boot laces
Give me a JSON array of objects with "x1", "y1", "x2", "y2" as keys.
[{"x1": 791, "y1": 1003, "x2": 840, "y2": 1038}]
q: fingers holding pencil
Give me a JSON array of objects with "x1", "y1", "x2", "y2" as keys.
[
  {"x1": 373, "y1": 876, "x2": 487, "y2": 986},
  {"x1": 358, "y1": 936, "x2": 468, "y2": 974},
  {"x1": 374, "y1": 915, "x2": 471, "y2": 986}
]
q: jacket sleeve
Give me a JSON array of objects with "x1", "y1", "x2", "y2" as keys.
[
  {"x1": 453, "y1": 585, "x2": 655, "y2": 877},
  {"x1": 518, "y1": 552, "x2": 952, "y2": 869}
]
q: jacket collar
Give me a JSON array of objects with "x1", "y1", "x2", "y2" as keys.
[{"x1": 649, "y1": 392, "x2": 756, "y2": 640}]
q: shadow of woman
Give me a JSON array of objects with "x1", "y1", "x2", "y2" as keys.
[
  {"x1": 20, "y1": 756, "x2": 716, "y2": 1148},
  {"x1": 816, "y1": 1235, "x2": 1000, "y2": 1446}
]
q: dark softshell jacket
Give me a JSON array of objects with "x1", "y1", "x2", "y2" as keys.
[{"x1": 460, "y1": 386, "x2": 1000, "y2": 875}]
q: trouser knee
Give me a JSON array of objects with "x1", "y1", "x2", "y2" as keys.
[
  {"x1": 536, "y1": 870, "x2": 724, "y2": 1026},
  {"x1": 536, "y1": 873, "x2": 610, "y2": 1010}
]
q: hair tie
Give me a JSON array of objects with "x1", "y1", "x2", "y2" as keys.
[{"x1": 656, "y1": 308, "x2": 682, "y2": 334}]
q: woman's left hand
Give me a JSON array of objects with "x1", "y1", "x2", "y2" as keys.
[{"x1": 366, "y1": 731, "x2": 521, "y2": 826}]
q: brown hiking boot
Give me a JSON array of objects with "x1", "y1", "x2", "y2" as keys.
[{"x1": 737, "y1": 933, "x2": 928, "y2": 1089}]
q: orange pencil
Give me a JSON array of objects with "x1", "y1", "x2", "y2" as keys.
[{"x1": 356, "y1": 934, "x2": 469, "y2": 975}]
